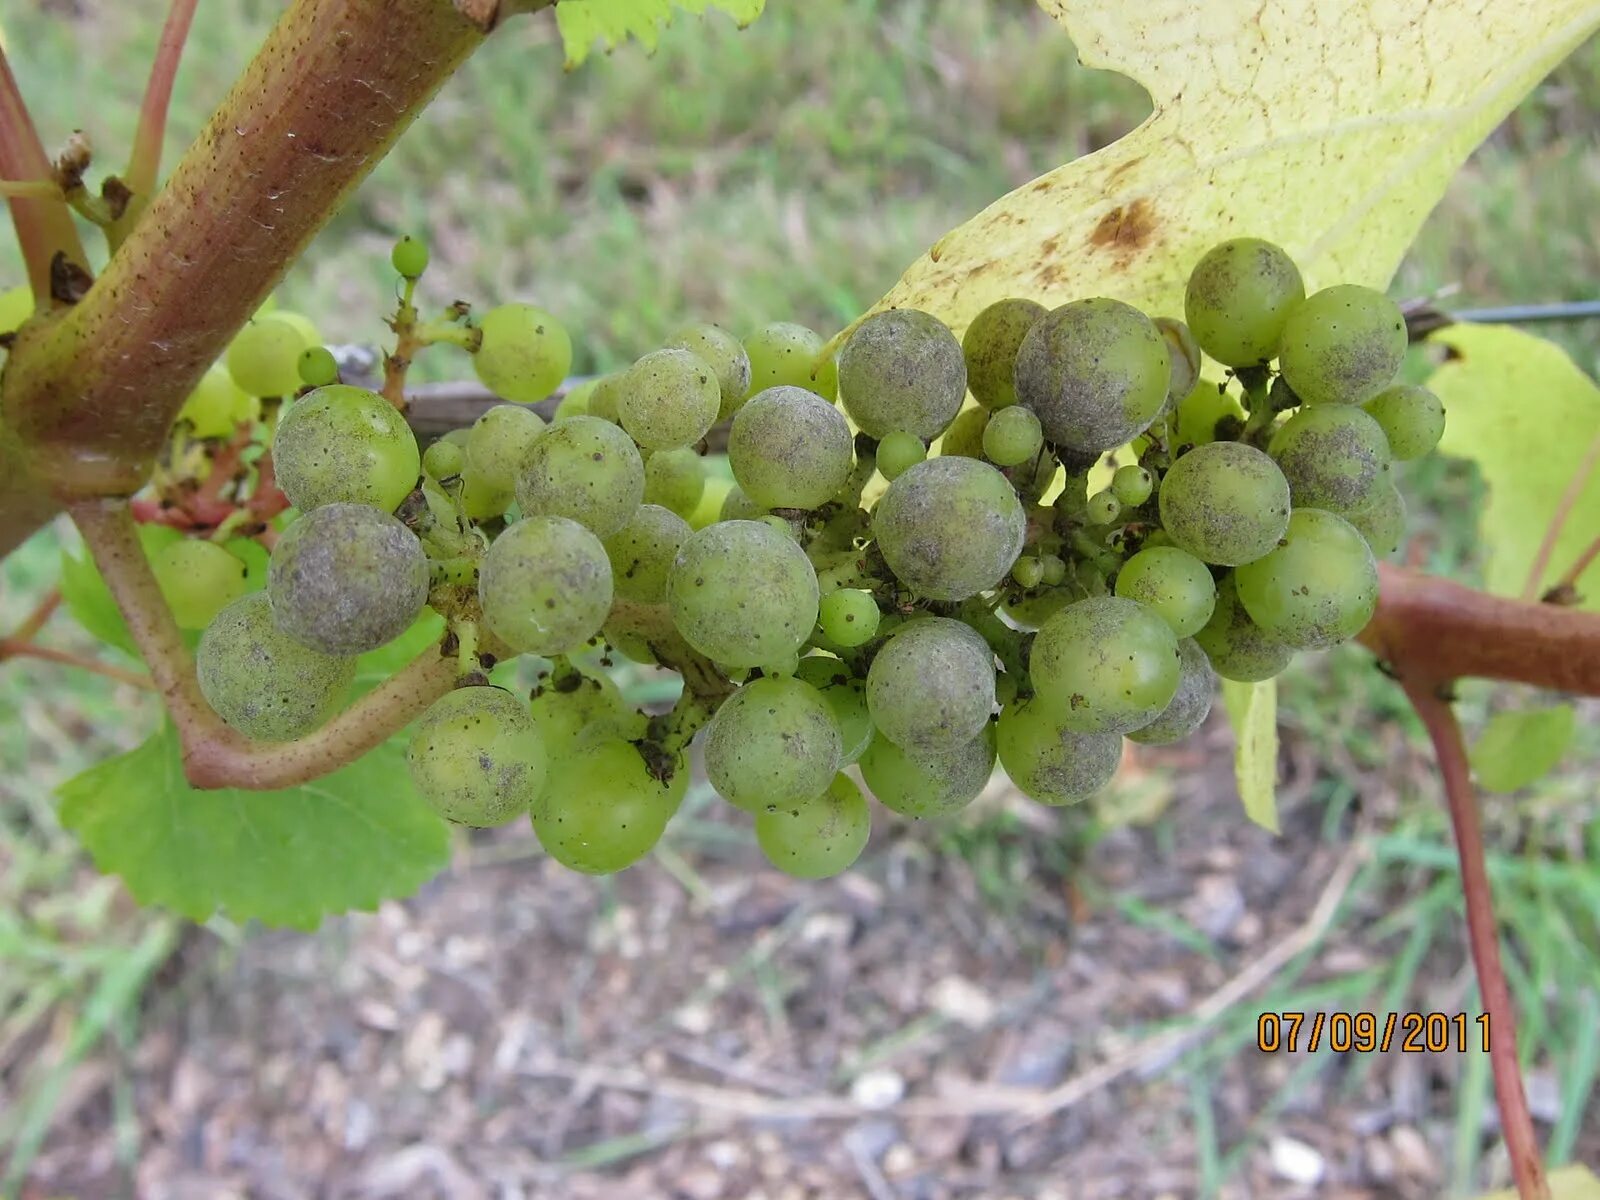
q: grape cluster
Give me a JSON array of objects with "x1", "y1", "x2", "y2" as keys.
[{"x1": 180, "y1": 234, "x2": 1441, "y2": 882}]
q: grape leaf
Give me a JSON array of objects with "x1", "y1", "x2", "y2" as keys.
[
  {"x1": 1470, "y1": 703, "x2": 1577, "y2": 794},
  {"x1": 555, "y1": 0, "x2": 765, "y2": 69},
  {"x1": 846, "y1": 0, "x2": 1600, "y2": 342},
  {"x1": 59, "y1": 723, "x2": 450, "y2": 930},
  {"x1": 1219, "y1": 678, "x2": 1278, "y2": 833},
  {"x1": 1429, "y1": 324, "x2": 1600, "y2": 610}
]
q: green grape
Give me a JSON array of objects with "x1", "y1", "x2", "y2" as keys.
[
  {"x1": 1039, "y1": 553, "x2": 1067, "y2": 586},
  {"x1": 875, "y1": 430, "x2": 926, "y2": 481},
  {"x1": 995, "y1": 698, "x2": 1121, "y2": 805},
  {"x1": 273, "y1": 384, "x2": 421, "y2": 513},
  {"x1": 872, "y1": 456, "x2": 1025, "y2": 600},
  {"x1": 1127, "y1": 637, "x2": 1216, "y2": 745},
  {"x1": 755, "y1": 773, "x2": 871, "y2": 879},
  {"x1": 1013, "y1": 298, "x2": 1169, "y2": 453},
  {"x1": 729, "y1": 385, "x2": 853, "y2": 509},
  {"x1": 442, "y1": 428, "x2": 472, "y2": 449},
  {"x1": 422, "y1": 438, "x2": 465, "y2": 481},
  {"x1": 1363, "y1": 383, "x2": 1445, "y2": 460},
  {"x1": 962, "y1": 297, "x2": 1046, "y2": 410},
  {"x1": 690, "y1": 478, "x2": 734, "y2": 530},
  {"x1": 667, "y1": 519, "x2": 818, "y2": 668},
  {"x1": 1029, "y1": 595, "x2": 1180, "y2": 734},
  {"x1": 0, "y1": 284, "x2": 32, "y2": 335},
  {"x1": 532, "y1": 737, "x2": 685, "y2": 874},
  {"x1": 1114, "y1": 546, "x2": 1216, "y2": 638},
  {"x1": 271, "y1": 310, "x2": 321, "y2": 349},
  {"x1": 1278, "y1": 284, "x2": 1406, "y2": 405},
  {"x1": 1154, "y1": 316, "x2": 1202, "y2": 411},
  {"x1": 407, "y1": 685, "x2": 547, "y2": 826},
  {"x1": 719, "y1": 484, "x2": 767, "y2": 522},
  {"x1": 587, "y1": 372, "x2": 625, "y2": 423},
  {"x1": 1192, "y1": 573, "x2": 1293, "y2": 682},
  {"x1": 1182, "y1": 238, "x2": 1305, "y2": 367},
  {"x1": 620, "y1": 347, "x2": 721, "y2": 450},
  {"x1": 268, "y1": 504, "x2": 428, "y2": 654},
  {"x1": 461, "y1": 403, "x2": 547, "y2": 520},
  {"x1": 391, "y1": 234, "x2": 430, "y2": 279},
  {"x1": 982, "y1": 405, "x2": 1043, "y2": 466},
  {"x1": 1086, "y1": 489, "x2": 1122, "y2": 525},
  {"x1": 178, "y1": 363, "x2": 257, "y2": 438},
  {"x1": 1012, "y1": 556, "x2": 1045, "y2": 589},
  {"x1": 937, "y1": 406, "x2": 989, "y2": 459},
  {"x1": 1233, "y1": 508, "x2": 1378, "y2": 650},
  {"x1": 642, "y1": 446, "x2": 707, "y2": 519},
  {"x1": 794, "y1": 655, "x2": 874, "y2": 764},
  {"x1": 669, "y1": 322, "x2": 752, "y2": 420},
  {"x1": 197, "y1": 592, "x2": 354, "y2": 741},
  {"x1": 1174, "y1": 382, "x2": 1246, "y2": 446},
  {"x1": 1267, "y1": 403, "x2": 1391, "y2": 514},
  {"x1": 556, "y1": 378, "x2": 598, "y2": 421},
  {"x1": 1111, "y1": 464, "x2": 1154, "y2": 507},
  {"x1": 744, "y1": 321, "x2": 837, "y2": 401},
  {"x1": 866, "y1": 616, "x2": 995, "y2": 752},
  {"x1": 1158, "y1": 441, "x2": 1291, "y2": 566},
  {"x1": 515, "y1": 415, "x2": 644, "y2": 537},
  {"x1": 603, "y1": 503, "x2": 691, "y2": 603},
  {"x1": 530, "y1": 669, "x2": 646, "y2": 757},
  {"x1": 703, "y1": 676, "x2": 843, "y2": 812},
  {"x1": 297, "y1": 345, "x2": 339, "y2": 388},
  {"x1": 839, "y1": 309, "x2": 966, "y2": 440},
  {"x1": 1347, "y1": 478, "x2": 1407, "y2": 558},
  {"x1": 227, "y1": 313, "x2": 319, "y2": 397},
  {"x1": 758, "y1": 512, "x2": 802, "y2": 542},
  {"x1": 151, "y1": 539, "x2": 250, "y2": 631},
  {"x1": 479, "y1": 515, "x2": 613, "y2": 656},
  {"x1": 763, "y1": 651, "x2": 802, "y2": 677},
  {"x1": 473, "y1": 303, "x2": 572, "y2": 404},
  {"x1": 860, "y1": 726, "x2": 995, "y2": 818},
  {"x1": 818, "y1": 588, "x2": 880, "y2": 647}
]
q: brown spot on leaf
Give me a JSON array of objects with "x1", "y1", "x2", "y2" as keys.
[{"x1": 1088, "y1": 198, "x2": 1159, "y2": 255}]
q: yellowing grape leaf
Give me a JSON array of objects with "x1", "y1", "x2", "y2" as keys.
[
  {"x1": 1220, "y1": 678, "x2": 1278, "y2": 833},
  {"x1": 843, "y1": 0, "x2": 1600, "y2": 343},
  {"x1": 1430, "y1": 324, "x2": 1600, "y2": 610},
  {"x1": 554, "y1": 0, "x2": 765, "y2": 69}
]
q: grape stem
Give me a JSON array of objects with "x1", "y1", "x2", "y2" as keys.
[
  {"x1": 69, "y1": 498, "x2": 460, "y2": 790},
  {"x1": 1402, "y1": 680, "x2": 1549, "y2": 1200},
  {"x1": 1358, "y1": 562, "x2": 1600, "y2": 695},
  {"x1": 0, "y1": 44, "x2": 92, "y2": 303},
  {"x1": 113, "y1": 0, "x2": 200, "y2": 247}
]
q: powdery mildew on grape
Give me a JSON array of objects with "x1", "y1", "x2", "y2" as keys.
[
  {"x1": 268, "y1": 503, "x2": 428, "y2": 655},
  {"x1": 838, "y1": 309, "x2": 968, "y2": 440},
  {"x1": 728, "y1": 385, "x2": 854, "y2": 510},
  {"x1": 871, "y1": 456, "x2": 1025, "y2": 601},
  {"x1": 1127, "y1": 638, "x2": 1217, "y2": 745},
  {"x1": 1268, "y1": 403, "x2": 1391, "y2": 514}
]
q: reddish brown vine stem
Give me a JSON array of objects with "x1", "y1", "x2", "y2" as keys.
[
  {"x1": 1402, "y1": 680, "x2": 1548, "y2": 1200},
  {"x1": 70, "y1": 498, "x2": 459, "y2": 790},
  {"x1": 1359, "y1": 562, "x2": 1600, "y2": 696}
]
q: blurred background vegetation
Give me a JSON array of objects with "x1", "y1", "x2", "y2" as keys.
[{"x1": 2, "y1": 1, "x2": 1599, "y2": 1194}]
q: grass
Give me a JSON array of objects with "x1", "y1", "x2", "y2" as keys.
[{"x1": 2, "y1": 0, "x2": 1600, "y2": 1191}]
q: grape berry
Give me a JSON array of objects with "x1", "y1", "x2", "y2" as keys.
[{"x1": 178, "y1": 236, "x2": 1436, "y2": 879}]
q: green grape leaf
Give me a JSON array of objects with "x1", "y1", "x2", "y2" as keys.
[
  {"x1": 842, "y1": 0, "x2": 1600, "y2": 343},
  {"x1": 1220, "y1": 677, "x2": 1279, "y2": 833},
  {"x1": 555, "y1": 0, "x2": 765, "y2": 69},
  {"x1": 1470, "y1": 703, "x2": 1577, "y2": 794},
  {"x1": 1429, "y1": 324, "x2": 1600, "y2": 610},
  {"x1": 59, "y1": 723, "x2": 450, "y2": 930},
  {"x1": 1479, "y1": 1166, "x2": 1600, "y2": 1200}
]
